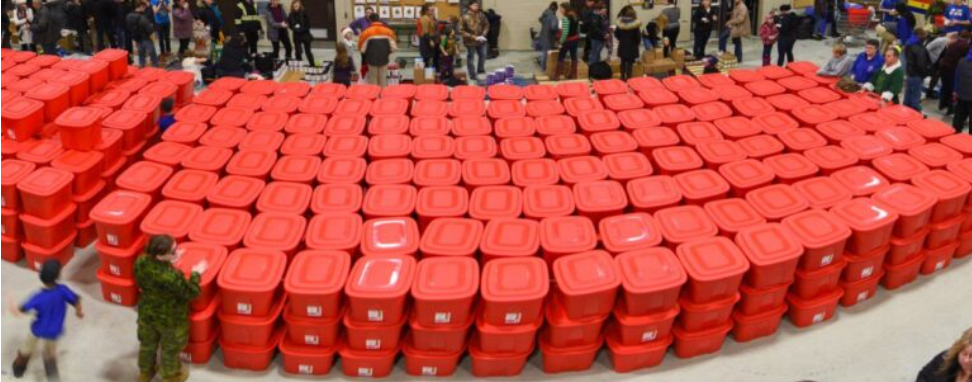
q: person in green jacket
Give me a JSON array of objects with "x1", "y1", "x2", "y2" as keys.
[
  {"x1": 135, "y1": 235, "x2": 206, "y2": 382},
  {"x1": 864, "y1": 45, "x2": 906, "y2": 105}
]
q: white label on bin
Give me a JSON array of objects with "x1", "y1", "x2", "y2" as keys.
[
  {"x1": 504, "y1": 312, "x2": 522, "y2": 325},
  {"x1": 861, "y1": 266, "x2": 874, "y2": 278},
  {"x1": 1, "y1": 224, "x2": 5, "y2": 235},
  {"x1": 434, "y1": 312, "x2": 452, "y2": 324},
  {"x1": 936, "y1": 261, "x2": 946, "y2": 271},
  {"x1": 368, "y1": 309, "x2": 384, "y2": 322},
  {"x1": 180, "y1": 352, "x2": 191, "y2": 362},
  {"x1": 857, "y1": 291, "x2": 869, "y2": 303},
  {"x1": 422, "y1": 367, "x2": 438, "y2": 376},
  {"x1": 820, "y1": 254, "x2": 834, "y2": 267},
  {"x1": 365, "y1": 339, "x2": 381, "y2": 350},
  {"x1": 641, "y1": 330, "x2": 658, "y2": 343},
  {"x1": 106, "y1": 234, "x2": 119, "y2": 246},
  {"x1": 1, "y1": 195, "x2": 6, "y2": 207},
  {"x1": 358, "y1": 367, "x2": 373, "y2": 377},
  {"x1": 299, "y1": 365, "x2": 313, "y2": 374},
  {"x1": 7, "y1": 130, "x2": 16, "y2": 140},
  {"x1": 110, "y1": 264, "x2": 121, "y2": 276},
  {"x1": 237, "y1": 303, "x2": 252, "y2": 315},
  {"x1": 307, "y1": 305, "x2": 322, "y2": 317},
  {"x1": 111, "y1": 293, "x2": 122, "y2": 304},
  {"x1": 304, "y1": 335, "x2": 319, "y2": 345},
  {"x1": 34, "y1": 261, "x2": 41, "y2": 270},
  {"x1": 812, "y1": 312, "x2": 825, "y2": 323}
]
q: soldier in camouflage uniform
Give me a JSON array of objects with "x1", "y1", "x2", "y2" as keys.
[{"x1": 134, "y1": 235, "x2": 207, "y2": 382}]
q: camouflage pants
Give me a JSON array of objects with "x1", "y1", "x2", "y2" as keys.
[{"x1": 137, "y1": 322, "x2": 188, "y2": 380}]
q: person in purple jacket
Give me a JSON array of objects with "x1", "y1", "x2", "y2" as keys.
[
  {"x1": 350, "y1": 6, "x2": 374, "y2": 35},
  {"x1": 10, "y1": 260, "x2": 83, "y2": 381}
]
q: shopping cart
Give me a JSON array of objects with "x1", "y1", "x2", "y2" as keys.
[{"x1": 838, "y1": 7, "x2": 877, "y2": 47}]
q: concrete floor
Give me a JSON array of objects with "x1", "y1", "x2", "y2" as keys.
[{"x1": 3, "y1": 35, "x2": 972, "y2": 382}]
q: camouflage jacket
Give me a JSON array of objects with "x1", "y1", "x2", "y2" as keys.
[
  {"x1": 459, "y1": 10, "x2": 489, "y2": 47},
  {"x1": 134, "y1": 255, "x2": 201, "y2": 328}
]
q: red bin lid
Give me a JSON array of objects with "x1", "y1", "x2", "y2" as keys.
[
  {"x1": 544, "y1": 134, "x2": 590, "y2": 157},
  {"x1": 480, "y1": 219, "x2": 540, "y2": 257},
  {"x1": 299, "y1": 94, "x2": 339, "y2": 114},
  {"x1": 732, "y1": 97, "x2": 776, "y2": 118},
  {"x1": 906, "y1": 119, "x2": 953, "y2": 141},
  {"x1": 676, "y1": 122, "x2": 724, "y2": 146},
  {"x1": 752, "y1": 112, "x2": 798, "y2": 135},
  {"x1": 311, "y1": 183, "x2": 363, "y2": 214},
  {"x1": 142, "y1": 142, "x2": 191, "y2": 166},
  {"x1": 938, "y1": 134, "x2": 972, "y2": 156},
  {"x1": 512, "y1": 158, "x2": 560, "y2": 187},
  {"x1": 210, "y1": 107, "x2": 254, "y2": 128},
  {"x1": 226, "y1": 150, "x2": 278, "y2": 178},
  {"x1": 704, "y1": 198, "x2": 766, "y2": 235},
  {"x1": 878, "y1": 104, "x2": 924, "y2": 124},
  {"x1": 652, "y1": 146, "x2": 703, "y2": 173},
  {"x1": 238, "y1": 131, "x2": 285, "y2": 152},
  {"x1": 847, "y1": 112, "x2": 894, "y2": 132},
  {"x1": 16, "y1": 166, "x2": 72, "y2": 198},
  {"x1": 409, "y1": 116, "x2": 451, "y2": 137},
  {"x1": 206, "y1": 175, "x2": 266, "y2": 208},
  {"x1": 797, "y1": 87, "x2": 842, "y2": 104},
  {"x1": 777, "y1": 75, "x2": 818, "y2": 92},
  {"x1": 734, "y1": 223, "x2": 803, "y2": 267},
  {"x1": 368, "y1": 115, "x2": 409, "y2": 135},
  {"x1": 481, "y1": 257, "x2": 549, "y2": 303},
  {"x1": 744, "y1": 80, "x2": 786, "y2": 97},
  {"x1": 713, "y1": 116, "x2": 760, "y2": 139},
  {"x1": 822, "y1": 99, "x2": 867, "y2": 118},
  {"x1": 139, "y1": 200, "x2": 203, "y2": 238},
  {"x1": 674, "y1": 169, "x2": 730, "y2": 200},
  {"x1": 243, "y1": 212, "x2": 307, "y2": 252},
  {"x1": 139, "y1": 81, "x2": 178, "y2": 100},
  {"x1": 525, "y1": 100, "x2": 566, "y2": 118},
  {"x1": 345, "y1": 84, "x2": 382, "y2": 100},
  {"x1": 523, "y1": 84, "x2": 559, "y2": 100},
  {"x1": 368, "y1": 134, "x2": 412, "y2": 159},
  {"x1": 737, "y1": 135, "x2": 785, "y2": 159},
  {"x1": 271, "y1": 155, "x2": 322, "y2": 183},
  {"x1": 590, "y1": 130, "x2": 637, "y2": 154},
  {"x1": 831, "y1": 166, "x2": 891, "y2": 196},
  {"x1": 500, "y1": 136, "x2": 546, "y2": 161},
  {"x1": 412, "y1": 256, "x2": 479, "y2": 302},
  {"x1": 449, "y1": 99, "x2": 486, "y2": 117},
  {"x1": 411, "y1": 100, "x2": 449, "y2": 118},
  {"x1": 558, "y1": 155, "x2": 608, "y2": 184},
  {"x1": 676, "y1": 236, "x2": 750, "y2": 281},
  {"x1": 162, "y1": 170, "x2": 219, "y2": 203},
  {"x1": 16, "y1": 140, "x2": 63, "y2": 165},
  {"x1": 872, "y1": 153, "x2": 930, "y2": 182},
  {"x1": 745, "y1": 184, "x2": 809, "y2": 220},
  {"x1": 603, "y1": 93, "x2": 645, "y2": 111},
  {"x1": 765, "y1": 93, "x2": 811, "y2": 112},
  {"x1": 284, "y1": 250, "x2": 351, "y2": 298},
  {"x1": 654, "y1": 104, "x2": 696, "y2": 125},
  {"x1": 553, "y1": 250, "x2": 620, "y2": 296},
  {"x1": 691, "y1": 102, "x2": 734, "y2": 122},
  {"x1": 103, "y1": 109, "x2": 147, "y2": 136},
  {"x1": 793, "y1": 177, "x2": 852, "y2": 209},
  {"x1": 363, "y1": 184, "x2": 417, "y2": 217},
  {"x1": 451, "y1": 85, "x2": 486, "y2": 100},
  {"x1": 617, "y1": 109, "x2": 661, "y2": 130},
  {"x1": 452, "y1": 116, "x2": 493, "y2": 137},
  {"x1": 25, "y1": 82, "x2": 68, "y2": 101},
  {"x1": 729, "y1": 69, "x2": 765, "y2": 83},
  {"x1": 411, "y1": 136, "x2": 455, "y2": 159},
  {"x1": 614, "y1": 247, "x2": 687, "y2": 294},
  {"x1": 115, "y1": 161, "x2": 173, "y2": 193},
  {"x1": 908, "y1": 143, "x2": 963, "y2": 168},
  {"x1": 564, "y1": 97, "x2": 604, "y2": 117},
  {"x1": 763, "y1": 153, "x2": 819, "y2": 180},
  {"x1": 419, "y1": 218, "x2": 484, "y2": 257},
  {"x1": 89, "y1": 190, "x2": 152, "y2": 226},
  {"x1": 462, "y1": 158, "x2": 510, "y2": 187},
  {"x1": 324, "y1": 114, "x2": 367, "y2": 137},
  {"x1": 207, "y1": 77, "x2": 247, "y2": 92},
  {"x1": 1, "y1": 159, "x2": 37, "y2": 188},
  {"x1": 592, "y1": 79, "x2": 628, "y2": 95},
  {"x1": 871, "y1": 183, "x2": 937, "y2": 217},
  {"x1": 712, "y1": 84, "x2": 754, "y2": 102},
  {"x1": 217, "y1": 248, "x2": 287, "y2": 293},
  {"x1": 522, "y1": 184, "x2": 573, "y2": 218},
  {"x1": 240, "y1": 80, "x2": 279, "y2": 96},
  {"x1": 782, "y1": 209, "x2": 852, "y2": 249},
  {"x1": 632, "y1": 127, "x2": 681, "y2": 152},
  {"x1": 199, "y1": 126, "x2": 247, "y2": 149},
  {"x1": 803, "y1": 146, "x2": 860, "y2": 173},
  {"x1": 573, "y1": 180, "x2": 628, "y2": 214},
  {"x1": 662, "y1": 74, "x2": 701, "y2": 92},
  {"x1": 535, "y1": 115, "x2": 577, "y2": 136},
  {"x1": 912, "y1": 169, "x2": 972, "y2": 202},
  {"x1": 599, "y1": 213, "x2": 663, "y2": 253},
  {"x1": 696, "y1": 140, "x2": 748, "y2": 167},
  {"x1": 256, "y1": 181, "x2": 312, "y2": 214},
  {"x1": 174, "y1": 104, "x2": 217, "y2": 124},
  {"x1": 553, "y1": 80, "x2": 592, "y2": 98},
  {"x1": 380, "y1": 84, "x2": 416, "y2": 99},
  {"x1": 311, "y1": 83, "x2": 347, "y2": 98},
  {"x1": 365, "y1": 158, "x2": 414, "y2": 185},
  {"x1": 173, "y1": 242, "x2": 228, "y2": 287},
  {"x1": 180, "y1": 146, "x2": 232, "y2": 172},
  {"x1": 469, "y1": 186, "x2": 523, "y2": 220},
  {"x1": 757, "y1": 65, "x2": 794, "y2": 79},
  {"x1": 830, "y1": 198, "x2": 899, "y2": 232},
  {"x1": 840, "y1": 135, "x2": 893, "y2": 161},
  {"x1": 415, "y1": 84, "x2": 449, "y2": 101},
  {"x1": 55, "y1": 106, "x2": 102, "y2": 130},
  {"x1": 779, "y1": 129, "x2": 829, "y2": 152},
  {"x1": 361, "y1": 217, "x2": 421, "y2": 257},
  {"x1": 487, "y1": 84, "x2": 524, "y2": 100},
  {"x1": 697, "y1": 73, "x2": 735, "y2": 88},
  {"x1": 333, "y1": 98, "x2": 372, "y2": 117},
  {"x1": 226, "y1": 93, "x2": 268, "y2": 111},
  {"x1": 816, "y1": 120, "x2": 866, "y2": 143},
  {"x1": 655, "y1": 205, "x2": 719, "y2": 244},
  {"x1": 639, "y1": 88, "x2": 680, "y2": 106},
  {"x1": 370, "y1": 98, "x2": 410, "y2": 117},
  {"x1": 454, "y1": 136, "x2": 498, "y2": 160},
  {"x1": 718, "y1": 159, "x2": 776, "y2": 191},
  {"x1": 0, "y1": 96, "x2": 42, "y2": 127},
  {"x1": 305, "y1": 213, "x2": 362, "y2": 251},
  {"x1": 540, "y1": 216, "x2": 598, "y2": 254},
  {"x1": 602, "y1": 152, "x2": 653, "y2": 181},
  {"x1": 274, "y1": 82, "x2": 311, "y2": 97},
  {"x1": 578, "y1": 109, "x2": 620, "y2": 134},
  {"x1": 323, "y1": 136, "x2": 369, "y2": 158},
  {"x1": 627, "y1": 176, "x2": 683, "y2": 210},
  {"x1": 416, "y1": 186, "x2": 469, "y2": 218},
  {"x1": 245, "y1": 112, "x2": 288, "y2": 132},
  {"x1": 495, "y1": 117, "x2": 537, "y2": 139}
]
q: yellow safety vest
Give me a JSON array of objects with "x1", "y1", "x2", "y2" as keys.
[{"x1": 235, "y1": 2, "x2": 260, "y2": 25}]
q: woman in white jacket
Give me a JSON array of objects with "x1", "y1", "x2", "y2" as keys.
[{"x1": 12, "y1": 0, "x2": 34, "y2": 52}]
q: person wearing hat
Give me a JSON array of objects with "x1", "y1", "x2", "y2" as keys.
[{"x1": 863, "y1": 45, "x2": 905, "y2": 105}]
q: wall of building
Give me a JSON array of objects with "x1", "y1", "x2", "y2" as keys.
[{"x1": 608, "y1": 0, "x2": 694, "y2": 44}]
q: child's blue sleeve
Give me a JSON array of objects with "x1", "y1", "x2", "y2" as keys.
[
  {"x1": 60, "y1": 285, "x2": 80, "y2": 306},
  {"x1": 19, "y1": 293, "x2": 41, "y2": 313}
]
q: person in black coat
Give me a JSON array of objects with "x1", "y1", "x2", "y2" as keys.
[
  {"x1": 586, "y1": 2, "x2": 606, "y2": 65},
  {"x1": 614, "y1": 5, "x2": 640, "y2": 80},
  {"x1": 916, "y1": 327, "x2": 972, "y2": 382},
  {"x1": 288, "y1": 0, "x2": 313, "y2": 66},
  {"x1": 2, "y1": 0, "x2": 11, "y2": 49},
  {"x1": 93, "y1": 0, "x2": 116, "y2": 49},
  {"x1": 65, "y1": 0, "x2": 89, "y2": 53},
  {"x1": 215, "y1": 33, "x2": 251, "y2": 77},
  {"x1": 692, "y1": 0, "x2": 717, "y2": 58},
  {"x1": 953, "y1": 50, "x2": 972, "y2": 133},
  {"x1": 114, "y1": 0, "x2": 132, "y2": 53},
  {"x1": 776, "y1": 5, "x2": 799, "y2": 66},
  {"x1": 197, "y1": 0, "x2": 222, "y2": 45},
  {"x1": 32, "y1": 0, "x2": 67, "y2": 55}
]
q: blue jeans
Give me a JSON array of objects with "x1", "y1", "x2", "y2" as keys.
[
  {"x1": 137, "y1": 39, "x2": 159, "y2": 67},
  {"x1": 466, "y1": 43, "x2": 487, "y2": 79},
  {"x1": 539, "y1": 48, "x2": 548, "y2": 71},
  {"x1": 814, "y1": 12, "x2": 828, "y2": 36},
  {"x1": 904, "y1": 76, "x2": 924, "y2": 112},
  {"x1": 589, "y1": 39, "x2": 604, "y2": 65},
  {"x1": 718, "y1": 28, "x2": 730, "y2": 52}
]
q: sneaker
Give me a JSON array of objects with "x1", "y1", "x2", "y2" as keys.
[{"x1": 12, "y1": 353, "x2": 28, "y2": 378}]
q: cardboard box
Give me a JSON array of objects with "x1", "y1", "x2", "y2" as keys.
[
  {"x1": 546, "y1": 50, "x2": 559, "y2": 77},
  {"x1": 642, "y1": 50, "x2": 655, "y2": 64},
  {"x1": 655, "y1": 48, "x2": 665, "y2": 59},
  {"x1": 671, "y1": 49, "x2": 686, "y2": 65},
  {"x1": 648, "y1": 59, "x2": 677, "y2": 74},
  {"x1": 633, "y1": 62, "x2": 645, "y2": 77},
  {"x1": 280, "y1": 70, "x2": 305, "y2": 83}
]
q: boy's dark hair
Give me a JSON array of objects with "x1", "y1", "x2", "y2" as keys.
[
  {"x1": 780, "y1": 4, "x2": 791, "y2": 11},
  {"x1": 866, "y1": 39, "x2": 880, "y2": 47},
  {"x1": 160, "y1": 98, "x2": 174, "y2": 113},
  {"x1": 914, "y1": 27, "x2": 927, "y2": 39},
  {"x1": 39, "y1": 260, "x2": 61, "y2": 285},
  {"x1": 368, "y1": 13, "x2": 379, "y2": 22},
  {"x1": 146, "y1": 235, "x2": 175, "y2": 258}
]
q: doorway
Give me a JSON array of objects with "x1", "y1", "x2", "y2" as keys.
[{"x1": 303, "y1": 0, "x2": 337, "y2": 41}]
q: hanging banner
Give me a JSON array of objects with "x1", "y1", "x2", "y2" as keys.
[{"x1": 908, "y1": 0, "x2": 932, "y2": 14}]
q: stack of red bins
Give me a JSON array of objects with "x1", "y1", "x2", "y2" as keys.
[
  {"x1": 732, "y1": 223, "x2": 803, "y2": 341},
  {"x1": 1, "y1": 160, "x2": 38, "y2": 263},
  {"x1": 871, "y1": 184, "x2": 939, "y2": 289},
  {"x1": 472, "y1": 257, "x2": 548, "y2": 377},
  {"x1": 51, "y1": 149, "x2": 105, "y2": 248},
  {"x1": 782, "y1": 209, "x2": 852, "y2": 328},
  {"x1": 89, "y1": 190, "x2": 153, "y2": 306},
  {"x1": 606, "y1": 248, "x2": 685, "y2": 373},
  {"x1": 830, "y1": 198, "x2": 899, "y2": 307},
  {"x1": 216, "y1": 248, "x2": 288, "y2": 371},
  {"x1": 403, "y1": 256, "x2": 479, "y2": 377},
  {"x1": 175, "y1": 241, "x2": 228, "y2": 365},
  {"x1": 16, "y1": 167, "x2": 77, "y2": 271},
  {"x1": 542, "y1": 250, "x2": 618, "y2": 373},
  {"x1": 911, "y1": 170, "x2": 970, "y2": 275},
  {"x1": 946, "y1": 159, "x2": 972, "y2": 260},
  {"x1": 279, "y1": 250, "x2": 350, "y2": 376},
  {"x1": 340, "y1": 254, "x2": 415, "y2": 378},
  {"x1": 673, "y1": 236, "x2": 749, "y2": 358}
]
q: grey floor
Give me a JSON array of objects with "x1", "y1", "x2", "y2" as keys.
[{"x1": 3, "y1": 36, "x2": 971, "y2": 382}]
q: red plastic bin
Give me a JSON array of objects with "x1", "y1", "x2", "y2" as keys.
[
  {"x1": 409, "y1": 311, "x2": 473, "y2": 353},
  {"x1": 538, "y1": 335, "x2": 603, "y2": 374},
  {"x1": 255, "y1": 182, "x2": 311, "y2": 215},
  {"x1": 792, "y1": 257, "x2": 847, "y2": 299},
  {"x1": 114, "y1": 160, "x2": 173, "y2": 201},
  {"x1": 480, "y1": 256, "x2": 549, "y2": 326},
  {"x1": 926, "y1": 214, "x2": 965, "y2": 249},
  {"x1": 279, "y1": 334, "x2": 337, "y2": 375},
  {"x1": 552, "y1": 250, "x2": 620, "y2": 320},
  {"x1": 913, "y1": 169, "x2": 971, "y2": 223},
  {"x1": 598, "y1": 213, "x2": 663, "y2": 254},
  {"x1": 242, "y1": 212, "x2": 306, "y2": 257},
  {"x1": 96, "y1": 267, "x2": 138, "y2": 306},
  {"x1": 787, "y1": 288, "x2": 844, "y2": 328},
  {"x1": 174, "y1": 242, "x2": 227, "y2": 311},
  {"x1": 304, "y1": 213, "x2": 362, "y2": 255},
  {"x1": 21, "y1": 203, "x2": 76, "y2": 249},
  {"x1": 337, "y1": 340, "x2": 399, "y2": 378},
  {"x1": 418, "y1": 217, "x2": 482, "y2": 258},
  {"x1": 718, "y1": 159, "x2": 775, "y2": 197},
  {"x1": 284, "y1": 250, "x2": 350, "y2": 319},
  {"x1": 206, "y1": 175, "x2": 266, "y2": 210},
  {"x1": 783, "y1": 209, "x2": 852, "y2": 271},
  {"x1": 411, "y1": 256, "x2": 479, "y2": 327},
  {"x1": 679, "y1": 293, "x2": 740, "y2": 332},
  {"x1": 831, "y1": 198, "x2": 898, "y2": 256},
  {"x1": 220, "y1": 328, "x2": 283, "y2": 372},
  {"x1": 345, "y1": 254, "x2": 416, "y2": 324},
  {"x1": 17, "y1": 167, "x2": 74, "y2": 220},
  {"x1": 676, "y1": 237, "x2": 750, "y2": 304},
  {"x1": 468, "y1": 334, "x2": 533, "y2": 377},
  {"x1": 360, "y1": 217, "x2": 420, "y2": 257},
  {"x1": 479, "y1": 218, "x2": 540, "y2": 263},
  {"x1": 703, "y1": 198, "x2": 767, "y2": 238},
  {"x1": 738, "y1": 282, "x2": 791, "y2": 316},
  {"x1": 415, "y1": 187, "x2": 469, "y2": 228},
  {"x1": 283, "y1": 306, "x2": 343, "y2": 348},
  {"x1": 626, "y1": 175, "x2": 683, "y2": 213},
  {"x1": 735, "y1": 223, "x2": 804, "y2": 288},
  {"x1": 842, "y1": 246, "x2": 889, "y2": 282},
  {"x1": 655, "y1": 205, "x2": 719, "y2": 248},
  {"x1": 89, "y1": 190, "x2": 152, "y2": 248},
  {"x1": 402, "y1": 336, "x2": 464, "y2": 377},
  {"x1": 138, "y1": 200, "x2": 202, "y2": 242},
  {"x1": 543, "y1": 296, "x2": 608, "y2": 348},
  {"x1": 523, "y1": 185, "x2": 574, "y2": 219},
  {"x1": 672, "y1": 321, "x2": 733, "y2": 359},
  {"x1": 1, "y1": 160, "x2": 36, "y2": 210},
  {"x1": 605, "y1": 330, "x2": 672, "y2": 373},
  {"x1": 217, "y1": 248, "x2": 287, "y2": 317},
  {"x1": 95, "y1": 234, "x2": 146, "y2": 278},
  {"x1": 343, "y1": 313, "x2": 406, "y2": 351},
  {"x1": 922, "y1": 242, "x2": 959, "y2": 274},
  {"x1": 539, "y1": 216, "x2": 598, "y2": 264},
  {"x1": 476, "y1": 312, "x2": 543, "y2": 354},
  {"x1": 731, "y1": 303, "x2": 788, "y2": 342},
  {"x1": 161, "y1": 170, "x2": 219, "y2": 205}
]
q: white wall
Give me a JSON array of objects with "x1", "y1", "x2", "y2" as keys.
[
  {"x1": 609, "y1": 0, "x2": 693, "y2": 44},
  {"x1": 481, "y1": 0, "x2": 553, "y2": 51}
]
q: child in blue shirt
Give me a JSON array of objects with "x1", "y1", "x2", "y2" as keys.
[
  {"x1": 852, "y1": 39, "x2": 885, "y2": 83},
  {"x1": 11, "y1": 260, "x2": 83, "y2": 380},
  {"x1": 159, "y1": 98, "x2": 176, "y2": 133},
  {"x1": 945, "y1": 0, "x2": 972, "y2": 34}
]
